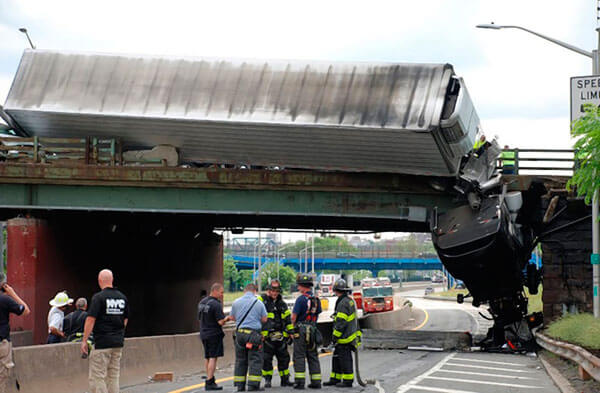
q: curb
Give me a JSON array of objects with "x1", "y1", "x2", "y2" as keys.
[
  {"x1": 423, "y1": 295, "x2": 472, "y2": 303},
  {"x1": 539, "y1": 353, "x2": 577, "y2": 393}
]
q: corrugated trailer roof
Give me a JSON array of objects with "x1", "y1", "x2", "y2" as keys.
[{"x1": 4, "y1": 49, "x2": 459, "y2": 175}]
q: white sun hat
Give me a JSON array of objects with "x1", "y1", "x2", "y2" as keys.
[{"x1": 49, "y1": 291, "x2": 73, "y2": 307}]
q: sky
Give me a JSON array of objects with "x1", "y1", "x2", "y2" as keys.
[{"x1": 0, "y1": 1, "x2": 597, "y2": 242}]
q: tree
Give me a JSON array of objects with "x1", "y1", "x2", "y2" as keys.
[
  {"x1": 223, "y1": 256, "x2": 240, "y2": 292},
  {"x1": 259, "y1": 262, "x2": 297, "y2": 293},
  {"x1": 568, "y1": 104, "x2": 600, "y2": 204}
]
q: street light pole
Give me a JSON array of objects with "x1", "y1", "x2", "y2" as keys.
[{"x1": 477, "y1": 22, "x2": 600, "y2": 317}]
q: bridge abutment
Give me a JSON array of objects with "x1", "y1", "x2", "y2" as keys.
[{"x1": 6, "y1": 215, "x2": 223, "y2": 344}]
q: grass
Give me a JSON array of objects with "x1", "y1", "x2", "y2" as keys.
[
  {"x1": 430, "y1": 285, "x2": 543, "y2": 314},
  {"x1": 430, "y1": 288, "x2": 468, "y2": 298},
  {"x1": 546, "y1": 313, "x2": 600, "y2": 349}
]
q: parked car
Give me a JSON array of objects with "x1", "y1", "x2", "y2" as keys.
[{"x1": 424, "y1": 287, "x2": 434, "y2": 295}]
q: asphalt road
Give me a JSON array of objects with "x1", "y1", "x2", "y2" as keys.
[
  {"x1": 122, "y1": 349, "x2": 559, "y2": 393},
  {"x1": 122, "y1": 290, "x2": 559, "y2": 393}
]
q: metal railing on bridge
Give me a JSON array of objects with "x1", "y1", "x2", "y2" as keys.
[
  {"x1": 499, "y1": 148, "x2": 575, "y2": 175},
  {"x1": 226, "y1": 249, "x2": 434, "y2": 260}
]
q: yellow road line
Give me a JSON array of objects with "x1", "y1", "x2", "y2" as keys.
[
  {"x1": 412, "y1": 309, "x2": 429, "y2": 331},
  {"x1": 169, "y1": 352, "x2": 332, "y2": 393}
]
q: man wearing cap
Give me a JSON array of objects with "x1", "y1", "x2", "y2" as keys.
[
  {"x1": 291, "y1": 274, "x2": 322, "y2": 390},
  {"x1": 47, "y1": 291, "x2": 73, "y2": 344},
  {"x1": 81, "y1": 269, "x2": 128, "y2": 393},
  {"x1": 257, "y1": 280, "x2": 294, "y2": 388},
  {"x1": 0, "y1": 272, "x2": 30, "y2": 392}
]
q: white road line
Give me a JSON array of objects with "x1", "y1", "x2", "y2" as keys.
[
  {"x1": 434, "y1": 369, "x2": 538, "y2": 380},
  {"x1": 444, "y1": 362, "x2": 536, "y2": 373},
  {"x1": 452, "y1": 357, "x2": 530, "y2": 366},
  {"x1": 424, "y1": 375, "x2": 542, "y2": 389},
  {"x1": 396, "y1": 353, "x2": 456, "y2": 393},
  {"x1": 402, "y1": 387, "x2": 480, "y2": 393}
]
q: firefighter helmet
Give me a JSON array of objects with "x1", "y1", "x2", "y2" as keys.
[
  {"x1": 333, "y1": 278, "x2": 350, "y2": 292},
  {"x1": 296, "y1": 273, "x2": 314, "y2": 287}
]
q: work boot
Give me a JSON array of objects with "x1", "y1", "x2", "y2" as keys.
[
  {"x1": 281, "y1": 375, "x2": 294, "y2": 387},
  {"x1": 236, "y1": 384, "x2": 246, "y2": 392},
  {"x1": 322, "y1": 379, "x2": 340, "y2": 386},
  {"x1": 205, "y1": 378, "x2": 223, "y2": 391},
  {"x1": 293, "y1": 381, "x2": 305, "y2": 390},
  {"x1": 335, "y1": 381, "x2": 353, "y2": 388},
  {"x1": 247, "y1": 386, "x2": 264, "y2": 392},
  {"x1": 308, "y1": 382, "x2": 321, "y2": 389},
  {"x1": 264, "y1": 377, "x2": 272, "y2": 388}
]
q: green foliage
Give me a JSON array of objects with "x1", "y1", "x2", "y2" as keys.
[
  {"x1": 546, "y1": 313, "x2": 600, "y2": 349},
  {"x1": 223, "y1": 256, "x2": 240, "y2": 292},
  {"x1": 282, "y1": 236, "x2": 356, "y2": 253},
  {"x1": 259, "y1": 262, "x2": 297, "y2": 292},
  {"x1": 568, "y1": 104, "x2": 600, "y2": 203}
]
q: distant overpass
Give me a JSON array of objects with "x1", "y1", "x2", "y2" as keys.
[{"x1": 230, "y1": 255, "x2": 442, "y2": 275}]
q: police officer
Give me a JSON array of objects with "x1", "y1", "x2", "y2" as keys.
[
  {"x1": 323, "y1": 279, "x2": 361, "y2": 388},
  {"x1": 257, "y1": 280, "x2": 294, "y2": 388},
  {"x1": 230, "y1": 283, "x2": 268, "y2": 392},
  {"x1": 291, "y1": 274, "x2": 322, "y2": 390}
]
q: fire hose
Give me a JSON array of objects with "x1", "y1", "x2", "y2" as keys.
[{"x1": 351, "y1": 345, "x2": 375, "y2": 387}]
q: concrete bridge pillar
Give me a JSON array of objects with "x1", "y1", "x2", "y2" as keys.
[{"x1": 6, "y1": 215, "x2": 223, "y2": 344}]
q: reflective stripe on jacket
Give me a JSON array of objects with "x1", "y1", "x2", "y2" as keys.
[
  {"x1": 257, "y1": 294, "x2": 294, "y2": 337},
  {"x1": 332, "y1": 294, "x2": 361, "y2": 345}
]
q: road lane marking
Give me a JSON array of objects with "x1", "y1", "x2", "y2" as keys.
[
  {"x1": 444, "y1": 362, "x2": 536, "y2": 373},
  {"x1": 452, "y1": 357, "x2": 530, "y2": 366},
  {"x1": 424, "y1": 375, "x2": 542, "y2": 388},
  {"x1": 168, "y1": 352, "x2": 332, "y2": 393},
  {"x1": 434, "y1": 369, "x2": 537, "y2": 379},
  {"x1": 396, "y1": 353, "x2": 456, "y2": 393},
  {"x1": 412, "y1": 309, "x2": 429, "y2": 331},
  {"x1": 403, "y1": 386, "x2": 480, "y2": 393}
]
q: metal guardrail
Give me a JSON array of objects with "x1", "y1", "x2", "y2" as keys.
[
  {"x1": 499, "y1": 148, "x2": 575, "y2": 174},
  {"x1": 536, "y1": 331, "x2": 600, "y2": 381},
  {"x1": 226, "y1": 250, "x2": 433, "y2": 259}
]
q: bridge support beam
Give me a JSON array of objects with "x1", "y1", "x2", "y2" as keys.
[{"x1": 7, "y1": 215, "x2": 223, "y2": 343}]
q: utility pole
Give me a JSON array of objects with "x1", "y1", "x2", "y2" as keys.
[
  {"x1": 258, "y1": 230, "x2": 262, "y2": 291},
  {"x1": 477, "y1": 19, "x2": 600, "y2": 317},
  {"x1": 311, "y1": 235, "x2": 315, "y2": 273}
]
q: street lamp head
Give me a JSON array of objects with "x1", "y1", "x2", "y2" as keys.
[
  {"x1": 476, "y1": 23, "x2": 503, "y2": 30},
  {"x1": 18, "y1": 28, "x2": 27, "y2": 33}
]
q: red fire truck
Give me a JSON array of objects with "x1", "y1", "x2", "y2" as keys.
[{"x1": 354, "y1": 277, "x2": 394, "y2": 313}]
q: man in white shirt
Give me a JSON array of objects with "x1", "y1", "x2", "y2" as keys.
[{"x1": 47, "y1": 291, "x2": 73, "y2": 344}]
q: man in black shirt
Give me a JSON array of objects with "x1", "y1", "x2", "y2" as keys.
[
  {"x1": 0, "y1": 272, "x2": 29, "y2": 393},
  {"x1": 198, "y1": 282, "x2": 231, "y2": 391},
  {"x1": 81, "y1": 269, "x2": 128, "y2": 393},
  {"x1": 63, "y1": 297, "x2": 88, "y2": 341}
]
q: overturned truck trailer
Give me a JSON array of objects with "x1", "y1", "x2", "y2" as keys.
[{"x1": 3, "y1": 49, "x2": 479, "y2": 176}]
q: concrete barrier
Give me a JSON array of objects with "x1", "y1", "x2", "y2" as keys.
[
  {"x1": 10, "y1": 331, "x2": 33, "y2": 348},
  {"x1": 8, "y1": 329, "x2": 236, "y2": 393},
  {"x1": 359, "y1": 300, "x2": 413, "y2": 330}
]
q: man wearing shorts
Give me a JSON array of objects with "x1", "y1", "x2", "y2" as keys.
[{"x1": 198, "y1": 283, "x2": 231, "y2": 391}]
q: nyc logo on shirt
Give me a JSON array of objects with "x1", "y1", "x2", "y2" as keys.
[{"x1": 106, "y1": 298, "x2": 126, "y2": 315}]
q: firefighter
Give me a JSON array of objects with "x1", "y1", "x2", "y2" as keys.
[
  {"x1": 291, "y1": 273, "x2": 322, "y2": 389},
  {"x1": 257, "y1": 280, "x2": 294, "y2": 388},
  {"x1": 323, "y1": 278, "x2": 361, "y2": 388}
]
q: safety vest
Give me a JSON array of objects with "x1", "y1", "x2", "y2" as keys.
[
  {"x1": 332, "y1": 294, "x2": 361, "y2": 346},
  {"x1": 473, "y1": 139, "x2": 485, "y2": 150},
  {"x1": 500, "y1": 150, "x2": 515, "y2": 166},
  {"x1": 257, "y1": 294, "x2": 294, "y2": 338}
]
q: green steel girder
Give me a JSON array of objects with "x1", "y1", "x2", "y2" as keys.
[{"x1": 0, "y1": 183, "x2": 457, "y2": 219}]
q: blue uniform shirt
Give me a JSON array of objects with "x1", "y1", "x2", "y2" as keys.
[
  {"x1": 231, "y1": 292, "x2": 267, "y2": 331},
  {"x1": 292, "y1": 291, "x2": 321, "y2": 323}
]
